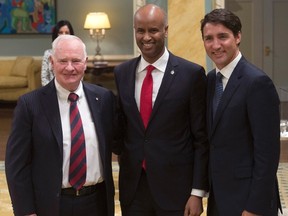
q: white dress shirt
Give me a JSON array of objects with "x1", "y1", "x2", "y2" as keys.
[
  {"x1": 216, "y1": 52, "x2": 242, "y2": 90},
  {"x1": 55, "y1": 79, "x2": 103, "y2": 188},
  {"x1": 135, "y1": 47, "x2": 169, "y2": 109}
]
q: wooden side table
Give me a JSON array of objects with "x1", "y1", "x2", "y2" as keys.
[
  {"x1": 84, "y1": 61, "x2": 121, "y2": 93},
  {"x1": 86, "y1": 65, "x2": 115, "y2": 76}
]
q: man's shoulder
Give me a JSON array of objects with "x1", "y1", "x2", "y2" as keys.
[
  {"x1": 16, "y1": 84, "x2": 53, "y2": 109},
  {"x1": 169, "y1": 52, "x2": 204, "y2": 69},
  {"x1": 237, "y1": 57, "x2": 267, "y2": 78},
  {"x1": 115, "y1": 56, "x2": 140, "y2": 70},
  {"x1": 84, "y1": 82, "x2": 109, "y2": 92},
  {"x1": 83, "y1": 82, "x2": 114, "y2": 98}
]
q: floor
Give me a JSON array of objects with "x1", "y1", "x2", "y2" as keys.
[
  {"x1": 0, "y1": 102, "x2": 287, "y2": 215},
  {"x1": 1, "y1": 162, "x2": 288, "y2": 216},
  {"x1": 0, "y1": 161, "x2": 124, "y2": 216}
]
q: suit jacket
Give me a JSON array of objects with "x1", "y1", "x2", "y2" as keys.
[
  {"x1": 207, "y1": 56, "x2": 281, "y2": 215},
  {"x1": 5, "y1": 80, "x2": 115, "y2": 216},
  {"x1": 113, "y1": 53, "x2": 209, "y2": 210}
]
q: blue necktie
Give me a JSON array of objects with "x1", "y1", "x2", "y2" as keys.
[{"x1": 213, "y1": 72, "x2": 223, "y2": 118}]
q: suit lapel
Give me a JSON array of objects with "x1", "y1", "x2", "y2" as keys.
[
  {"x1": 84, "y1": 84, "x2": 104, "y2": 150},
  {"x1": 123, "y1": 55, "x2": 178, "y2": 130},
  {"x1": 40, "y1": 82, "x2": 63, "y2": 154},
  {"x1": 211, "y1": 58, "x2": 245, "y2": 135},
  {"x1": 124, "y1": 57, "x2": 147, "y2": 129},
  {"x1": 149, "y1": 55, "x2": 178, "y2": 125},
  {"x1": 207, "y1": 69, "x2": 216, "y2": 133},
  {"x1": 128, "y1": 58, "x2": 141, "y2": 117}
]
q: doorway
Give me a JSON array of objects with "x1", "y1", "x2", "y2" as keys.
[{"x1": 226, "y1": 0, "x2": 288, "y2": 119}]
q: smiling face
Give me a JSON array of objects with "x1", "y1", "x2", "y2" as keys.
[
  {"x1": 51, "y1": 36, "x2": 87, "y2": 91},
  {"x1": 202, "y1": 23, "x2": 241, "y2": 70},
  {"x1": 134, "y1": 4, "x2": 168, "y2": 63}
]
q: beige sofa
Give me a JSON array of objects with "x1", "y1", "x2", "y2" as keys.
[{"x1": 0, "y1": 56, "x2": 41, "y2": 101}]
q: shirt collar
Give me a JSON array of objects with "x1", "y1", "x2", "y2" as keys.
[
  {"x1": 137, "y1": 47, "x2": 169, "y2": 73},
  {"x1": 54, "y1": 79, "x2": 84, "y2": 102},
  {"x1": 216, "y1": 52, "x2": 242, "y2": 79}
]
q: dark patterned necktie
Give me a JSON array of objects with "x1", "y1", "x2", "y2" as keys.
[
  {"x1": 213, "y1": 72, "x2": 223, "y2": 118},
  {"x1": 68, "y1": 93, "x2": 86, "y2": 190},
  {"x1": 140, "y1": 65, "x2": 155, "y2": 170}
]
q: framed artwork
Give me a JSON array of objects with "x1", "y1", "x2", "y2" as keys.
[{"x1": 0, "y1": 0, "x2": 56, "y2": 34}]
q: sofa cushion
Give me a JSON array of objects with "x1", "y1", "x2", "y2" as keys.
[
  {"x1": 0, "y1": 60, "x2": 15, "y2": 75},
  {"x1": 0, "y1": 76, "x2": 28, "y2": 89},
  {"x1": 11, "y1": 56, "x2": 33, "y2": 77}
]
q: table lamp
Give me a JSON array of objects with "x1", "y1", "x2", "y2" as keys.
[{"x1": 84, "y1": 12, "x2": 111, "y2": 66}]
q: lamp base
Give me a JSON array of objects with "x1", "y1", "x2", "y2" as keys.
[
  {"x1": 93, "y1": 54, "x2": 108, "y2": 67},
  {"x1": 93, "y1": 60, "x2": 108, "y2": 67}
]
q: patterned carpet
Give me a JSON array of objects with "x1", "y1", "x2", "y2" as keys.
[
  {"x1": 278, "y1": 163, "x2": 288, "y2": 214},
  {"x1": 1, "y1": 162, "x2": 287, "y2": 215}
]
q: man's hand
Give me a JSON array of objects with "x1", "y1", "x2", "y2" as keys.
[
  {"x1": 242, "y1": 210, "x2": 260, "y2": 216},
  {"x1": 184, "y1": 195, "x2": 203, "y2": 216}
]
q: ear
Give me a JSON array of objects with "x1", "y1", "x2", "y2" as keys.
[
  {"x1": 49, "y1": 55, "x2": 53, "y2": 64},
  {"x1": 49, "y1": 56, "x2": 55, "y2": 70},
  {"x1": 164, "y1": 25, "x2": 168, "y2": 38},
  {"x1": 236, "y1": 31, "x2": 242, "y2": 46}
]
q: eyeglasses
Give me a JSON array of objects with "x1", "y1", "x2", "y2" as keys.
[{"x1": 57, "y1": 59, "x2": 86, "y2": 67}]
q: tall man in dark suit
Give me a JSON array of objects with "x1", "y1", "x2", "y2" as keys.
[
  {"x1": 201, "y1": 9, "x2": 282, "y2": 216},
  {"x1": 5, "y1": 35, "x2": 115, "y2": 216},
  {"x1": 113, "y1": 4, "x2": 209, "y2": 216}
]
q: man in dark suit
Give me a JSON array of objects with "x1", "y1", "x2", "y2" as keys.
[
  {"x1": 113, "y1": 4, "x2": 209, "y2": 216},
  {"x1": 201, "y1": 9, "x2": 282, "y2": 216},
  {"x1": 5, "y1": 35, "x2": 115, "y2": 216}
]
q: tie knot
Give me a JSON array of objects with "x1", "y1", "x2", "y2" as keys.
[
  {"x1": 146, "y1": 65, "x2": 155, "y2": 75},
  {"x1": 216, "y1": 72, "x2": 223, "y2": 82},
  {"x1": 68, "y1": 93, "x2": 79, "y2": 102}
]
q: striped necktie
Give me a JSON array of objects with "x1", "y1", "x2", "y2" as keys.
[{"x1": 68, "y1": 93, "x2": 86, "y2": 190}]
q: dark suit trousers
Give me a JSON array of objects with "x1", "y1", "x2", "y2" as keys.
[
  {"x1": 207, "y1": 188, "x2": 219, "y2": 216},
  {"x1": 60, "y1": 183, "x2": 107, "y2": 216},
  {"x1": 121, "y1": 170, "x2": 184, "y2": 216},
  {"x1": 207, "y1": 187, "x2": 279, "y2": 216}
]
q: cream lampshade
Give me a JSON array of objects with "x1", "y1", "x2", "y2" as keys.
[{"x1": 84, "y1": 12, "x2": 111, "y2": 65}]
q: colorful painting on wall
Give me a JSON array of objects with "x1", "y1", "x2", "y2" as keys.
[{"x1": 0, "y1": 0, "x2": 56, "y2": 34}]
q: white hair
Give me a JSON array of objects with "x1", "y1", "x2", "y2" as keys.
[{"x1": 51, "y1": 35, "x2": 87, "y2": 57}]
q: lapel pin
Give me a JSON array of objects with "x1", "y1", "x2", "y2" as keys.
[
  {"x1": 170, "y1": 71, "x2": 175, "y2": 75},
  {"x1": 95, "y1": 97, "x2": 99, "y2": 101}
]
